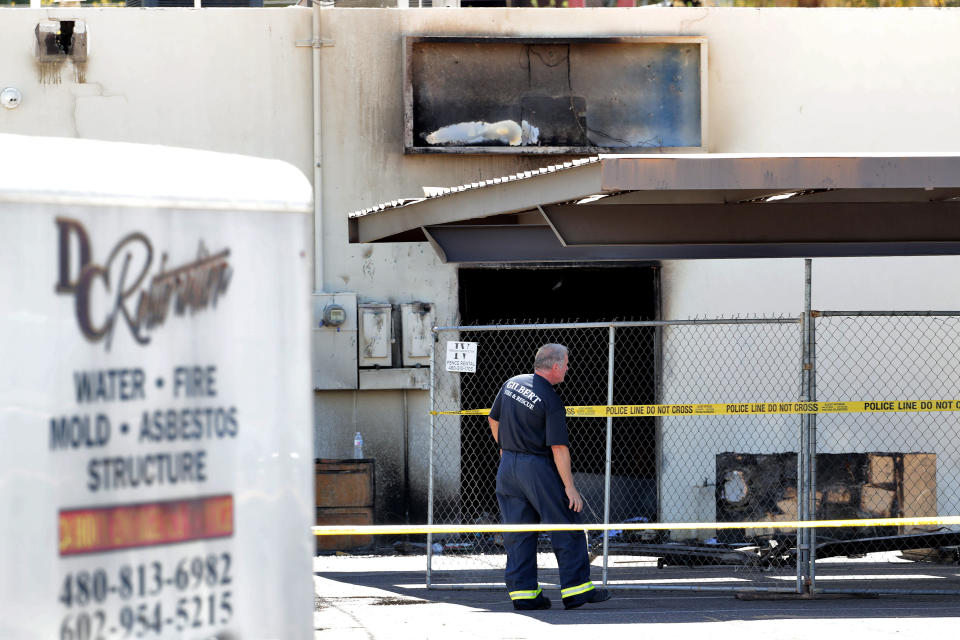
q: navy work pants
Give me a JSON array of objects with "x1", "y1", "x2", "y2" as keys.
[{"x1": 496, "y1": 450, "x2": 593, "y2": 600}]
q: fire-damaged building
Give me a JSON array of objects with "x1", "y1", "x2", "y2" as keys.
[{"x1": 4, "y1": 6, "x2": 960, "y2": 549}]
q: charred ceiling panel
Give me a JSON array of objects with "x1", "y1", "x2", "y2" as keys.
[{"x1": 404, "y1": 36, "x2": 706, "y2": 155}]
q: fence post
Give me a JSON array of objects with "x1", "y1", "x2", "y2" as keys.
[
  {"x1": 797, "y1": 258, "x2": 814, "y2": 594},
  {"x1": 602, "y1": 325, "x2": 615, "y2": 585},
  {"x1": 426, "y1": 330, "x2": 437, "y2": 588},
  {"x1": 808, "y1": 303, "x2": 818, "y2": 592}
]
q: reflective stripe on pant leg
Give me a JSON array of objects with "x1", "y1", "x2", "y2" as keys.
[
  {"x1": 498, "y1": 452, "x2": 541, "y2": 594},
  {"x1": 509, "y1": 587, "x2": 543, "y2": 601},
  {"x1": 524, "y1": 456, "x2": 592, "y2": 590},
  {"x1": 550, "y1": 530, "x2": 592, "y2": 590},
  {"x1": 560, "y1": 582, "x2": 594, "y2": 599}
]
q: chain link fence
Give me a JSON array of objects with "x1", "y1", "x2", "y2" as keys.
[
  {"x1": 427, "y1": 318, "x2": 807, "y2": 592},
  {"x1": 425, "y1": 313, "x2": 960, "y2": 594},
  {"x1": 810, "y1": 312, "x2": 960, "y2": 594}
]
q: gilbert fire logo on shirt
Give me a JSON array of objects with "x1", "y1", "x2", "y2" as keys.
[{"x1": 504, "y1": 380, "x2": 542, "y2": 410}]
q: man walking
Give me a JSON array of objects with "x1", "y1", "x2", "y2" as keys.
[{"x1": 488, "y1": 343, "x2": 611, "y2": 611}]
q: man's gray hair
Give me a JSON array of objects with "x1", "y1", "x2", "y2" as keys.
[{"x1": 534, "y1": 343, "x2": 568, "y2": 371}]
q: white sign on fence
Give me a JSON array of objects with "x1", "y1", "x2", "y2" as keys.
[{"x1": 445, "y1": 341, "x2": 478, "y2": 373}]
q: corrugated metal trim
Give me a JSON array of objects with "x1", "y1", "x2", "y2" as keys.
[{"x1": 346, "y1": 156, "x2": 601, "y2": 219}]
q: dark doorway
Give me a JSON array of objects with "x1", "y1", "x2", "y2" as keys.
[{"x1": 457, "y1": 265, "x2": 659, "y2": 524}]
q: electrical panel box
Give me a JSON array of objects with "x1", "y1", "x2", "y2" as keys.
[
  {"x1": 400, "y1": 302, "x2": 434, "y2": 367},
  {"x1": 358, "y1": 303, "x2": 392, "y2": 368},
  {"x1": 312, "y1": 293, "x2": 358, "y2": 389}
]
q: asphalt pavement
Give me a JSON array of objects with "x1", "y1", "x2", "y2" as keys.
[{"x1": 314, "y1": 552, "x2": 960, "y2": 639}]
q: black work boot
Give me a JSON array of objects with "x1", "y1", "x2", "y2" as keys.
[
  {"x1": 562, "y1": 587, "x2": 612, "y2": 610},
  {"x1": 513, "y1": 592, "x2": 552, "y2": 611}
]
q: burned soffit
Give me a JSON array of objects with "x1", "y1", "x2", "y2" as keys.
[{"x1": 347, "y1": 153, "x2": 960, "y2": 262}]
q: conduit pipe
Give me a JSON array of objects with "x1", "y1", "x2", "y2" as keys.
[{"x1": 312, "y1": 3, "x2": 325, "y2": 291}]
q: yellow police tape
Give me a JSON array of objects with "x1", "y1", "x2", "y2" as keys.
[
  {"x1": 430, "y1": 399, "x2": 960, "y2": 418},
  {"x1": 313, "y1": 515, "x2": 960, "y2": 536}
]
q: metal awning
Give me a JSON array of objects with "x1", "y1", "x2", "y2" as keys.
[{"x1": 347, "y1": 153, "x2": 960, "y2": 262}]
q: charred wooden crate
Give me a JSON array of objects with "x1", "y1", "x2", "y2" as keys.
[
  {"x1": 316, "y1": 458, "x2": 375, "y2": 553},
  {"x1": 716, "y1": 452, "x2": 936, "y2": 542}
]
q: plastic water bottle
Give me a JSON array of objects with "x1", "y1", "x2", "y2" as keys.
[{"x1": 353, "y1": 431, "x2": 363, "y2": 459}]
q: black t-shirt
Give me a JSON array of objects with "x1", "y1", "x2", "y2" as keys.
[{"x1": 489, "y1": 373, "x2": 569, "y2": 457}]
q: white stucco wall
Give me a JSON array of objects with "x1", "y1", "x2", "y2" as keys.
[
  {"x1": 6, "y1": 6, "x2": 960, "y2": 528},
  {"x1": 660, "y1": 257, "x2": 960, "y2": 527},
  {"x1": 317, "y1": 6, "x2": 960, "y2": 325},
  {"x1": 317, "y1": 7, "x2": 960, "y2": 528},
  {"x1": 313, "y1": 389, "x2": 435, "y2": 522},
  {"x1": 0, "y1": 8, "x2": 313, "y2": 174}
]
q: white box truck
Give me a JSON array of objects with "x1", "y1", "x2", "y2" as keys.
[{"x1": 0, "y1": 134, "x2": 314, "y2": 639}]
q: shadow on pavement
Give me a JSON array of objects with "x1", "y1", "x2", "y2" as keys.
[{"x1": 316, "y1": 566, "x2": 960, "y2": 626}]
